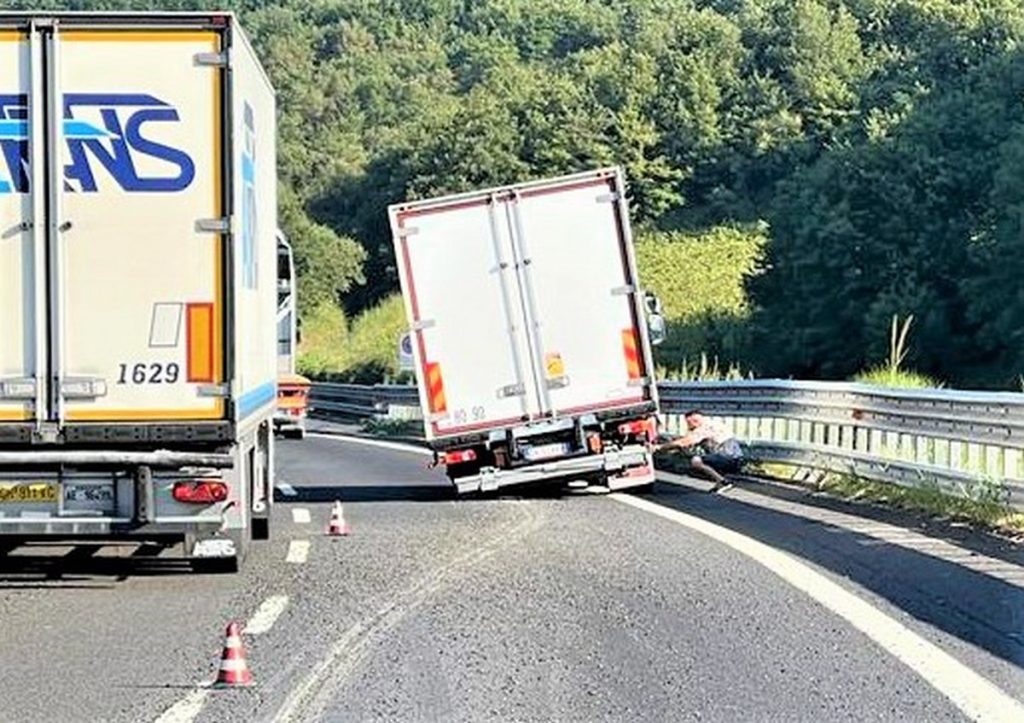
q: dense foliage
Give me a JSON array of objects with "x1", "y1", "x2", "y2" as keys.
[{"x1": 19, "y1": 0, "x2": 1024, "y2": 387}]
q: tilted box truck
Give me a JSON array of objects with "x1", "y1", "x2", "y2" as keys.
[
  {"x1": 390, "y1": 168, "x2": 665, "y2": 494},
  {"x1": 0, "y1": 12, "x2": 277, "y2": 570}
]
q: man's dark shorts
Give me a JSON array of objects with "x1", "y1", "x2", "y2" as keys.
[
  {"x1": 702, "y1": 453, "x2": 742, "y2": 474},
  {"x1": 700, "y1": 438, "x2": 744, "y2": 474}
]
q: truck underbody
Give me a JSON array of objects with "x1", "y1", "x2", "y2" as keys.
[{"x1": 436, "y1": 404, "x2": 659, "y2": 494}]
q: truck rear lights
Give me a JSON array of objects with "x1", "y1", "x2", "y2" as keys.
[
  {"x1": 173, "y1": 480, "x2": 228, "y2": 504},
  {"x1": 587, "y1": 434, "x2": 603, "y2": 454},
  {"x1": 618, "y1": 418, "x2": 655, "y2": 437},
  {"x1": 442, "y1": 449, "x2": 477, "y2": 465}
]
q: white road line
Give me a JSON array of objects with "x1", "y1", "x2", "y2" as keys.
[
  {"x1": 244, "y1": 595, "x2": 290, "y2": 636},
  {"x1": 153, "y1": 592, "x2": 290, "y2": 723},
  {"x1": 611, "y1": 493, "x2": 1024, "y2": 723},
  {"x1": 291, "y1": 507, "x2": 311, "y2": 524},
  {"x1": 276, "y1": 482, "x2": 298, "y2": 497},
  {"x1": 307, "y1": 432, "x2": 433, "y2": 457},
  {"x1": 153, "y1": 683, "x2": 211, "y2": 723},
  {"x1": 286, "y1": 540, "x2": 310, "y2": 564},
  {"x1": 659, "y1": 471, "x2": 1024, "y2": 588}
]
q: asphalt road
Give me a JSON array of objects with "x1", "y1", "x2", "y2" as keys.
[{"x1": 1, "y1": 424, "x2": 1023, "y2": 722}]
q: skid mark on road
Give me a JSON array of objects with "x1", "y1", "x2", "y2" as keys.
[
  {"x1": 612, "y1": 493, "x2": 1024, "y2": 722},
  {"x1": 272, "y1": 505, "x2": 544, "y2": 723}
]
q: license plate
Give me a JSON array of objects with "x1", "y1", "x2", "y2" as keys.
[
  {"x1": 64, "y1": 485, "x2": 115, "y2": 504},
  {"x1": 0, "y1": 482, "x2": 58, "y2": 504},
  {"x1": 522, "y1": 442, "x2": 572, "y2": 462}
]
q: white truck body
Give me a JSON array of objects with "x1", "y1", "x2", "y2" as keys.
[
  {"x1": 390, "y1": 168, "x2": 660, "y2": 493},
  {"x1": 0, "y1": 12, "x2": 277, "y2": 569}
]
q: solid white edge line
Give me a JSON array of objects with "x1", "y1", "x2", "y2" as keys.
[
  {"x1": 277, "y1": 482, "x2": 297, "y2": 496},
  {"x1": 307, "y1": 432, "x2": 433, "y2": 457},
  {"x1": 292, "y1": 508, "x2": 311, "y2": 524},
  {"x1": 244, "y1": 595, "x2": 290, "y2": 636},
  {"x1": 286, "y1": 540, "x2": 310, "y2": 564},
  {"x1": 610, "y1": 493, "x2": 1024, "y2": 722}
]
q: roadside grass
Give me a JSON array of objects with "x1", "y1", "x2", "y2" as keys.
[
  {"x1": 654, "y1": 451, "x2": 1024, "y2": 537},
  {"x1": 853, "y1": 366, "x2": 942, "y2": 389},
  {"x1": 756, "y1": 462, "x2": 1024, "y2": 537}
]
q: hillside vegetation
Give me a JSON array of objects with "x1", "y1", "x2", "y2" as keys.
[{"x1": 23, "y1": 0, "x2": 1024, "y2": 388}]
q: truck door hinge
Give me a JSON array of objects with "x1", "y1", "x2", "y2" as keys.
[
  {"x1": 61, "y1": 377, "x2": 108, "y2": 399},
  {"x1": 497, "y1": 383, "x2": 526, "y2": 399},
  {"x1": 596, "y1": 192, "x2": 620, "y2": 204},
  {"x1": 195, "y1": 217, "x2": 231, "y2": 234},
  {"x1": 0, "y1": 377, "x2": 37, "y2": 400},
  {"x1": 197, "y1": 383, "x2": 231, "y2": 398},
  {"x1": 194, "y1": 51, "x2": 228, "y2": 67}
]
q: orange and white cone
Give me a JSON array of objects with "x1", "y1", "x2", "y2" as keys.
[
  {"x1": 326, "y1": 501, "x2": 351, "y2": 537},
  {"x1": 213, "y1": 621, "x2": 253, "y2": 688}
]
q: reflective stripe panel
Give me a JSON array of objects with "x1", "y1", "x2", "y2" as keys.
[
  {"x1": 186, "y1": 303, "x2": 215, "y2": 382},
  {"x1": 425, "y1": 361, "x2": 447, "y2": 414},
  {"x1": 622, "y1": 328, "x2": 641, "y2": 380}
]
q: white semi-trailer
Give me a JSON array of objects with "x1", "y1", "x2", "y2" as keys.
[
  {"x1": 390, "y1": 168, "x2": 665, "y2": 494},
  {"x1": 0, "y1": 12, "x2": 277, "y2": 570}
]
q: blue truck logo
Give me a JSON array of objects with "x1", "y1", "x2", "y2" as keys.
[{"x1": 0, "y1": 93, "x2": 195, "y2": 194}]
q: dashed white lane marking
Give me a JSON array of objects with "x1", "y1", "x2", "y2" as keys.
[
  {"x1": 154, "y1": 594, "x2": 290, "y2": 722},
  {"x1": 276, "y1": 482, "x2": 298, "y2": 497},
  {"x1": 307, "y1": 432, "x2": 433, "y2": 457},
  {"x1": 244, "y1": 595, "x2": 290, "y2": 636},
  {"x1": 286, "y1": 540, "x2": 310, "y2": 564},
  {"x1": 611, "y1": 493, "x2": 1024, "y2": 723},
  {"x1": 292, "y1": 508, "x2": 311, "y2": 524},
  {"x1": 153, "y1": 683, "x2": 212, "y2": 723}
]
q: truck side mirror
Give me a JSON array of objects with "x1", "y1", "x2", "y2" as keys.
[
  {"x1": 648, "y1": 312, "x2": 666, "y2": 347},
  {"x1": 643, "y1": 291, "x2": 666, "y2": 346}
]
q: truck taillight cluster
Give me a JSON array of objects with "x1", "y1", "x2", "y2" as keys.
[
  {"x1": 172, "y1": 480, "x2": 229, "y2": 504},
  {"x1": 617, "y1": 418, "x2": 658, "y2": 442},
  {"x1": 442, "y1": 449, "x2": 477, "y2": 465}
]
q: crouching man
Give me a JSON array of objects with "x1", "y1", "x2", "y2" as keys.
[{"x1": 659, "y1": 410, "x2": 744, "y2": 492}]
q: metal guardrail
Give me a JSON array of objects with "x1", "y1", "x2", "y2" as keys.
[
  {"x1": 310, "y1": 380, "x2": 1024, "y2": 509},
  {"x1": 310, "y1": 383, "x2": 418, "y2": 418}
]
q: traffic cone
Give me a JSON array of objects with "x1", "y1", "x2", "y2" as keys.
[
  {"x1": 326, "y1": 501, "x2": 351, "y2": 537},
  {"x1": 214, "y1": 621, "x2": 253, "y2": 687}
]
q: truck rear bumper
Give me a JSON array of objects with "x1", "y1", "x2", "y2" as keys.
[
  {"x1": 452, "y1": 444, "x2": 654, "y2": 494},
  {"x1": 0, "y1": 514, "x2": 224, "y2": 537}
]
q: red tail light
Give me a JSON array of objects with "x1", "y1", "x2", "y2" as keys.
[
  {"x1": 173, "y1": 480, "x2": 229, "y2": 504},
  {"x1": 618, "y1": 418, "x2": 657, "y2": 442},
  {"x1": 442, "y1": 449, "x2": 477, "y2": 465}
]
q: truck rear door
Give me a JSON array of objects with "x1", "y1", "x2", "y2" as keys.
[
  {"x1": 509, "y1": 171, "x2": 654, "y2": 417},
  {"x1": 0, "y1": 28, "x2": 41, "y2": 426},
  {"x1": 392, "y1": 195, "x2": 542, "y2": 439},
  {"x1": 391, "y1": 168, "x2": 655, "y2": 442},
  {"x1": 57, "y1": 27, "x2": 226, "y2": 423}
]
